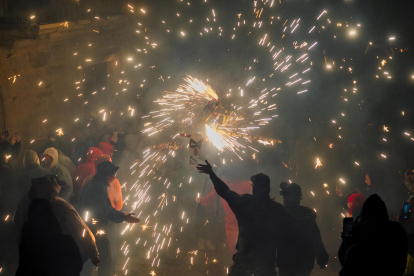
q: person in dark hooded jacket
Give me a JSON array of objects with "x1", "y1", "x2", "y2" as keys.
[
  {"x1": 16, "y1": 198, "x2": 83, "y2": 276},
  {"x1": 17, "y1": 150, "x2": 51, "y2": 198},
  {"x1": 277, "y1": 182, "x2": 329, "y2": 276},
  {"x1": 1, "y1": 132, "x2": 21, "y2": 162},
  {"x1": 197, "y1": 160, "x2": 296, "y2": 276},
  {"x1": 339, "y1": 194, "x2": 407, "y2": 276},
  {"x1": 14, "y1": 175, "x2": 100, "y2": 266},
  {"x1": 79, "y1": 161, "x2": 139, "y2": 276}
]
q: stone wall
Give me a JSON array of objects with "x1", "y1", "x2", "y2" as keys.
[{"x1": 0, "y1": 15, "x2": 140, "y2": 169}]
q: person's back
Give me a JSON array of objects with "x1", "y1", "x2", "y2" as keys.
[
  {"x1": 197, "y1": 161, "x2": 294, "y2": 276},
  {"x1": 16, "y1": 199, "x2": 82, "y2": 276},
  {"x1": 278, "y1": 182, "x2": 329, "y2": 276},
  {"x1": 232, "y1": 194, "x2": 289, "y2": 266},
  {"x1": 339, "y1": 194, "x2": 407, "y2": 276}
]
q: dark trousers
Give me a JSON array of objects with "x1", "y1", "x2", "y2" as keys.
[
  {"x1": 81, "y1": 233, "x2": 112, "y2": 276},
  {"x1": 278, "y1": 268, "x2": 311, "y2": 276},
  {"x1": 229, "y1": 262, "x2": 278, "y2": 276},
  {"x1": 102, "y1": 221, "x2": 118, "y2": 274}
]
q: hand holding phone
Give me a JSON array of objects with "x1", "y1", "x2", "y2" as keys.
[
  {"x1": 342, "y1": 217, "x2": 353, "y2": 239},
  {"x1": 403, "y1": 202, "x2": 410, "y2": 219}
]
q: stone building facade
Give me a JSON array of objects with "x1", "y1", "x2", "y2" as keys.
[{"x1": 0, "y1": 13, "x2": 141, "y2": 168}]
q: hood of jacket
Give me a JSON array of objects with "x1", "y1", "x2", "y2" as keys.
[
  {"x1": 29, "y1": 175, "x2": 60, "y2": 202},
  {"x1": 86, "y1": 147, "x2": 103, "y2": 164},
  {"x1": 23, "y1": 150, "x2": 40, "y2": 169},
  {"x1": 43, "y1": 147, "x2": 59, "y2": 169},
  {"x1": 95, "y1": 154, "x2": 112, "y2": 165},
  {"x1": 98, "y1": 141, "x2": 114, "y2": 155}
]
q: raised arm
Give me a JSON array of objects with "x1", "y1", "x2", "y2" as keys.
[{"x1": 197, "y1": 160, "x2": 241, "y2": 206}]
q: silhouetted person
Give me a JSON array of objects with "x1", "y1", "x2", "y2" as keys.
[
  {"x1": 79, "y1": 161, "x2": 140, "y2": 276},
  {"x1": 197, "y1": 160, "x2": 295, "y2": 276},
  {"x1": 277, "y1": 182, "x2": 329, "y2": 276},
  {"x1": 196, "y1": 173, "x2": 252, "y2": 257},
  {"x1": 16, "y1": 199, "x2": 83, "y2": 276},
  {"x1": 14, "y1": 175, "x2": 100, "y2": 266},
  {"x1": 397, "y1": 196, "x2": 414, "y2": 275},
  {"x1": 0, "y1": 148, "x2": 18, "y2": 275},
  {"x1": 339, "y1": 194, "x2": 407, "y2": 276}
]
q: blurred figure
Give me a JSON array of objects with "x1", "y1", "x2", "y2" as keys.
[
  {"x1": 117, "y1": 134, "x2": 141, "y2": 183},
  {"x1": 14, "y1": 175, "x2": 100, "y2": 266},
  {"x1": 336, "y1": 185, "x2": 356, "y2": 211},
  {"x1": 41, "y1": 147, "x2": 73, "y2": 202},
  {"x1": 79, "y1": 161, "x2": 139, "y2": 276},
  {"x1": 36, "y1": 130, "x2": 60, "y2": 157},
  {"x1": 58, "y1": 149, "x2": 76, "y2": 177},
  {"x1": 359, "y1": 170, "x2": 392, "y2": 214},
  {"x1": 0, "y1": 148, "x2": 17, "y2": 275},
  {"x1": 72, "y1": 147, "x2": 103, "y2": 201},
  {"x1": 82, "y1": 155, "x2": 123, "y2": 274},
  {"x1": 347, "y1": 193, "x2": 366, "y2": 218},
  {"x1": 98, "y1": 132, "x2": 117, "y2": 157},
  {"x1": 197, "y1": 160, "x2": 295, "y2": 276},
  {"x1": 277, "y1": 182, "x2": 329, "y2": 276},
  {"x1": 196, "y1": 177, "x2": 252, "y2": 256},
  {"x1": 339, "y1": 194, "x2": 407, "y2": 276},
  {"x1": 16, "y1": 199, "x2": 83, "y2": 276},
  {"x1": 82, "y1": 155, "x2": 123, "y2": 211},
  {"x1": 0, "y1": 131, "x2": 21, "y2": 162},
  {"x1": 397, "y1": 196, "x2": 414, "y2": 275},
  {"x1": 17, "y1": 150, "x2": 51, "y2": 198},
  {"x1": 404, "y1": 170, "x2": 414, "y2": 193}
]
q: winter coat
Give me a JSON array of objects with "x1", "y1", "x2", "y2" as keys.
[
  {"x1": 16, "y1": 200, "x2": 83, "y2": 276},
  {"x1": 209, "y1": 173, "x2": 295, "y2": 268},
  {"x1": 58, "y1": 150, "x2": 76, "y2": 176},
  {"x1": 43, "y1": 147, "x2": 73, "y2": 202},
  {"x1": 14, "y1": 177, "x2": 99, "y2": 263},
  {"x1": 81, "y1": 155, "x2": 123, "y2": 210},
  {"x1": 17, "y1": 150, "x2": 51, "y2": 198},
  {"x1": 277, "y1": 206, "x2": 329, "y2": 272},
  {"x1": 72, "y1": 147, "x2": 103, "y2": 200},
  {"x1": 79, "y1": 176, "x2": 126, "y2": 229}
]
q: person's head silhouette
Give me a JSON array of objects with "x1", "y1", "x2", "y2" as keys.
[
  {"x1": 250, "y1": 173, "x2": 271, "y2": 198},
  {"x1": 279, "y1": 182, "x2": 302, "y2": 207}
]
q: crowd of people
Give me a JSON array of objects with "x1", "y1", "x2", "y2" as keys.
[
  {"x1": 1, "y1": 122, "x2": 414, "y2": 276},
  {"x1": 0, "y1": 123, "x2": 141, "y2": 276}
]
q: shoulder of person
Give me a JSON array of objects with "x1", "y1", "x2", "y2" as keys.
[
  {"x1": 56, "y1": 163, "x2": 70, "y2": 172},
  {"x1": 299, "y1": 206, "x2": 317, "y2": 218}
]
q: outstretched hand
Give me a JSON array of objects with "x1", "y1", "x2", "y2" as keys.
[
  {"x1": 197, "y1": 160, "x2": 214, "y2": 175},
  {"x1": 125, "y1": 213, "x2": 140, "y2": 223}
]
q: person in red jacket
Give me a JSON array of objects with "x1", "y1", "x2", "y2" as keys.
[
  {"x1": 98, "y1": 132, "x2": 117, "y2": 157},
  {"x1": 196, "y1": 177, "x2": 252, "y2": 257},
  {"x1": 72, "y1": 147, "x2": 103, "y2": 201},
  {"x1": 347, "y1": 193, "x2": 366, "y2": 218}
]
